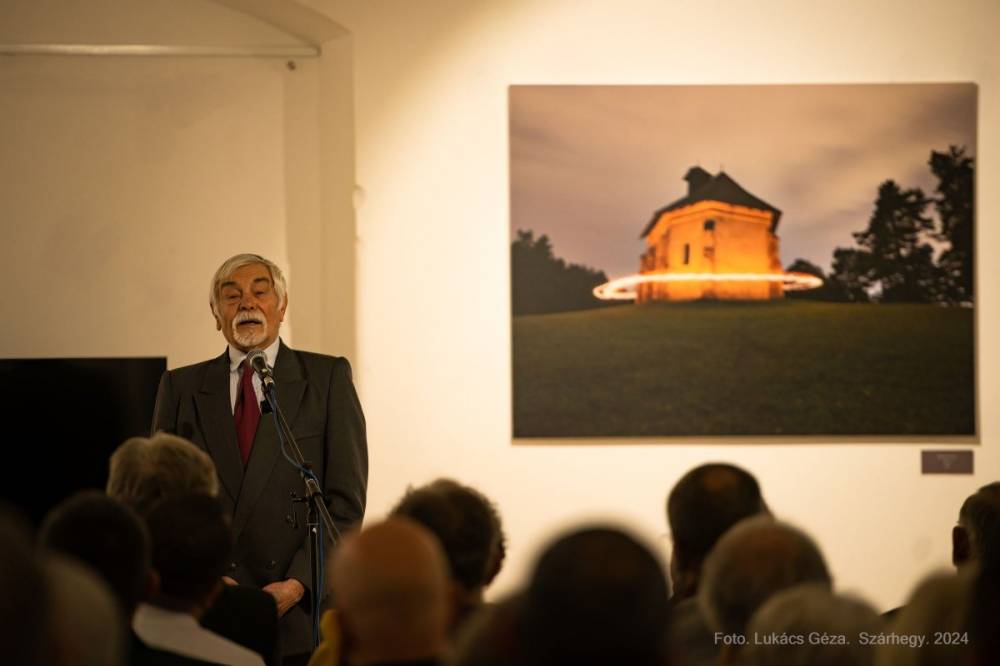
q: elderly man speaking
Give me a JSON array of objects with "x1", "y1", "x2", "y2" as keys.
[{"x1": 152, "y1": 253, "x2": 368, "y2": 666}]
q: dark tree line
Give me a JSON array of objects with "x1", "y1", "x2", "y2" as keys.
[
  {"x1": 788, "y1": 146, "x2": 974, "y2": 305},
  {"x1": 511, "y1": 230, "x2": 617, "y2": 315}
]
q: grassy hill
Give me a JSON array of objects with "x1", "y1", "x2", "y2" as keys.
[{"x1": 512, "y1": 300, "x2": 975, "y2": 438}]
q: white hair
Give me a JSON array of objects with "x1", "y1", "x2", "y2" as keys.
[
  {"x1": 698, "y1": 516, "x2": 832, "y2": 636},
  {"x1": 107, "y1": 433, "x2": 219, "y2": 517},
  {"x1": 745, "y1": 584, "x2": 881, "y2": 666},
  {"x1": 209, "y1": 253, "x2": 288, "y2": 318},
  {"x1": 875, "y1": 570, "x2": 973, "y2": 666}
]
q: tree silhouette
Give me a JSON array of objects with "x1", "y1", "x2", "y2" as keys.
[
  {"x1": 511, "y1": 230, "x2": 615, "y2": 315},
  {"x1": 851, "y1": 180, "x2": 942, "y2": 303},
  {"x1": 930, "y1": 146, "x2": 974, "y2": 303},
  {"x1": 827, "y1": 249, "x2": 874, "y2": 302},
  {"x1": 785, "y1": 258, "x2": 856, "y2": 302},
  {"x1": 823, "y1": 147, "x2": 974, "y2": 305}
]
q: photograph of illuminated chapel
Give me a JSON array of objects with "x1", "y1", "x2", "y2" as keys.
[{"x1": 510, "y1": 84, "x2": 976, "y2": 439}]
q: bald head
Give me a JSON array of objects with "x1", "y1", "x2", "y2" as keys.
[
  {"x1": 331, "y1": 518, "x2": 450, "y2": 665},
  {"x1": 700, "y1": 517, "x2": 831, "y2": 636}
]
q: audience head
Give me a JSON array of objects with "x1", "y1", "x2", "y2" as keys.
[
  {"x1": 876, "y1": 569, "x2": 972, "y2": 666},
  {"x1": 520, "y1": 525, "x2": 671, "y2": 666},
  {"x1": 953, "y1": 481, "x2": 1000, "y2": 568},
  {"x1": 145, "y1": 493, "x2": 232, "y2": 613},
  {"x1": 450, "y1": 593, "x2": 527, "y2": 666},
  {"x1": 0, "y1": 504, "x2": 50, "y2": 666},
  {"x1": 43, "y1": 555, "x2": 124, "y2": 666},
  {"x1": 39, "y1": 491, "x2": 151, "y2": 619},
  {"x1": 667, "y1": 463, "x2": 769, "y2": 598},
  {"x1": 106, "y1": 433, "x2": 218, "y2": 517},
  {"x1": 390, "y1": 478, "x2": 506, "y2": 600},
  {"x1": 699, "y1": 516, "x2": 831, "y2": 638},
  {"x1": 330, "y1": 517, "x2": 451, "y2": 665},
  {"x1": 745, "y1": 585, "x2": 880, "y2": 666}
]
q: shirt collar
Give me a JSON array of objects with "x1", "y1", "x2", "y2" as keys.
[{"x1": 228, "y1": 337, "x2": 281, "y2": 373}]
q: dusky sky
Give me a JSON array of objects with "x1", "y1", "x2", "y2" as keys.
[{"x1": 509, "y1": 83, "x2": 976, "y2": 278}]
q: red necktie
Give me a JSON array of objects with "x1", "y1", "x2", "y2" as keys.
[{"x1": 233, "y1": 361, "x2": 260, "y2": 466}]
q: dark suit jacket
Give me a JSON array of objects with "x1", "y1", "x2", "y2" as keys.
[{"x1": 151, "y1": 341, "x2": 368, "y2": 657}]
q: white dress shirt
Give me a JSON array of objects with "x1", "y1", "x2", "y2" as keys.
[
  {"x1": 228, "y1": 337, "x2": 281, "y2": 413},
  {"x1": 133, "y1": 603, "x2": 265, "y2": 666}
]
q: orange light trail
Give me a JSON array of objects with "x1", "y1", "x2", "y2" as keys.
[{"x1": 592, "y1": 272, "x2": 824, "y2": 300}]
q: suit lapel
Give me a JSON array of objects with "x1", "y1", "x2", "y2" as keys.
[
  {"x1": 232, "y1": 341, "x2": 307, "y2": 537},
  {"x1": 194, "y1": 350, "x2": 244, "y2": 503}
]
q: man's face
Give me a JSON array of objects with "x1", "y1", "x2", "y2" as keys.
[{"x1": 213, "y1": 262, "x2": 287, "y2": 352}]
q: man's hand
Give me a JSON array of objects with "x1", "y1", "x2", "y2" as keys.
[
  {"x1": 222, "y1": 576, "x2": 239, "y2": 586},
  {"x1": 262, "y1": 578, "x2": 305, "y2": 617}
]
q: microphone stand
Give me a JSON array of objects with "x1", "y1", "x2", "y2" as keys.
[{"x1": 261, "y1": 380, "x2": 340, "y2": 649}]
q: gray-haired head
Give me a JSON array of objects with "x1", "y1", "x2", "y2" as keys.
[
  {"x1": 106, "y1": 433, "x2": 218, "y2": 517},
  {"x1": 876, "y1": 570, "x2": 973, "y2": 666},
  {"x1": 209, "y1": 253, "x2": 288, "y2": 320},
  {"x1": 745, "y1": 584, "x2": 881, "y2": 666},
  {"x1": 699, "y1": 516, "x2": 831, "y2": 637}
]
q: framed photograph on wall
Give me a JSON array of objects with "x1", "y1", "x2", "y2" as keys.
[{"x1": 509, "y1": 84, "x2": 976, "y2": 439}]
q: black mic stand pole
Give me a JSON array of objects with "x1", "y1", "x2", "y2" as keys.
[{"x1": 261, "y1": 381, "x2": 340, "y2": 649}]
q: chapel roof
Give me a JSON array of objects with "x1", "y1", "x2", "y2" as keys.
[{"x1": 639, "y1": 168, "x2": 782, "y2": 237}]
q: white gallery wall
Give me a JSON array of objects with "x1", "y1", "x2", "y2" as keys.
[
  {"x1": 0, "y1": 55, "x2": 291, "y2": 365},
  {"x1": 0, "y1": 0, "x2": 997, "y2": 615},
  {"x1": 313, "y1": 0, "x2": 1000, "y2": 611},
  {"x1": 0, "y1": 0, "x2": 352, "y2": 367}
]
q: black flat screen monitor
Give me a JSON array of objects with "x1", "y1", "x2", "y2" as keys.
[{"x1": 0, "y1": 357, "x2": 166, "y2": 526}]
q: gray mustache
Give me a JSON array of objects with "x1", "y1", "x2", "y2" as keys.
[{"x1": 234, "y1": 311, "x2": 265, "y2": 325}]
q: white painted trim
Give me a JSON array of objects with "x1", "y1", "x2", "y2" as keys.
[{"x1": 0, "y1": 43, "x2": 319, "y2": 57}]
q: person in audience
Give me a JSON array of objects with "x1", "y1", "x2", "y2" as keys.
[
  {"x1": 39, "y1": 490, "x2": 220, "y2": 665},
  {"x1": 883, "y1": 480, "x2": 1000, "y2": 623},
  {"x1": 667, "y1": 592, "x2": 722, "y2": 666},
  {"x1": 744, "y1": 584, "x2": 881, "y2": 666},
  {"x1": 0, "y1": 504, "x2": 51, "y2": 665},
  {"x1": 876, "y1": 570, "x2": 972, "y2": 666},
  {"x1": 665, "y1": 463, "x2": 769, "y2": 666},
  {"x1": 40, "y1": 492, "x2": 152, "y2": 620},
  {"x1": 970, "y1": 557, "x2": 1000, "y2": 666},
  {"x1": 107, "y1": 433, "x2": 220, "y2": 516},
  {"x1": 699, "y1": 516, "x2": 831, "y2": 664},
  {"x1": 953, "y1": 481, "x2": 1000, "y2": 568},
  {"x1": 108, "y1": 433, "x2": 279, "y2": 664},
  {"x1": 326, "y1": 517, "x2": 451, "y2": 666},
  {"x1": 667, "y1": 463, "x2": 769, "y2": 601},
  {"x1": 448, "y1": 593, "x2": 526, "y2": 666},
  {"x1": 43, "y1": 554, "x2": 125, "y2": 666},
  {"x1": 953, "y1": 480, "x2": 1000, "y2": 666},
  {"x1": 519, "y1": 525, "x2": 671, "y2": 666},
  {"x1": 135, "y1": 493, "x2": 265, "y2": 666},
  {"x1": 391, "y1": 478, "x2": 506, "y2": 630}
]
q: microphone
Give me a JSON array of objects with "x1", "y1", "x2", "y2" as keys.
[{"x1": 246, "y1": 349, "x2": 275, "y2": 391}]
